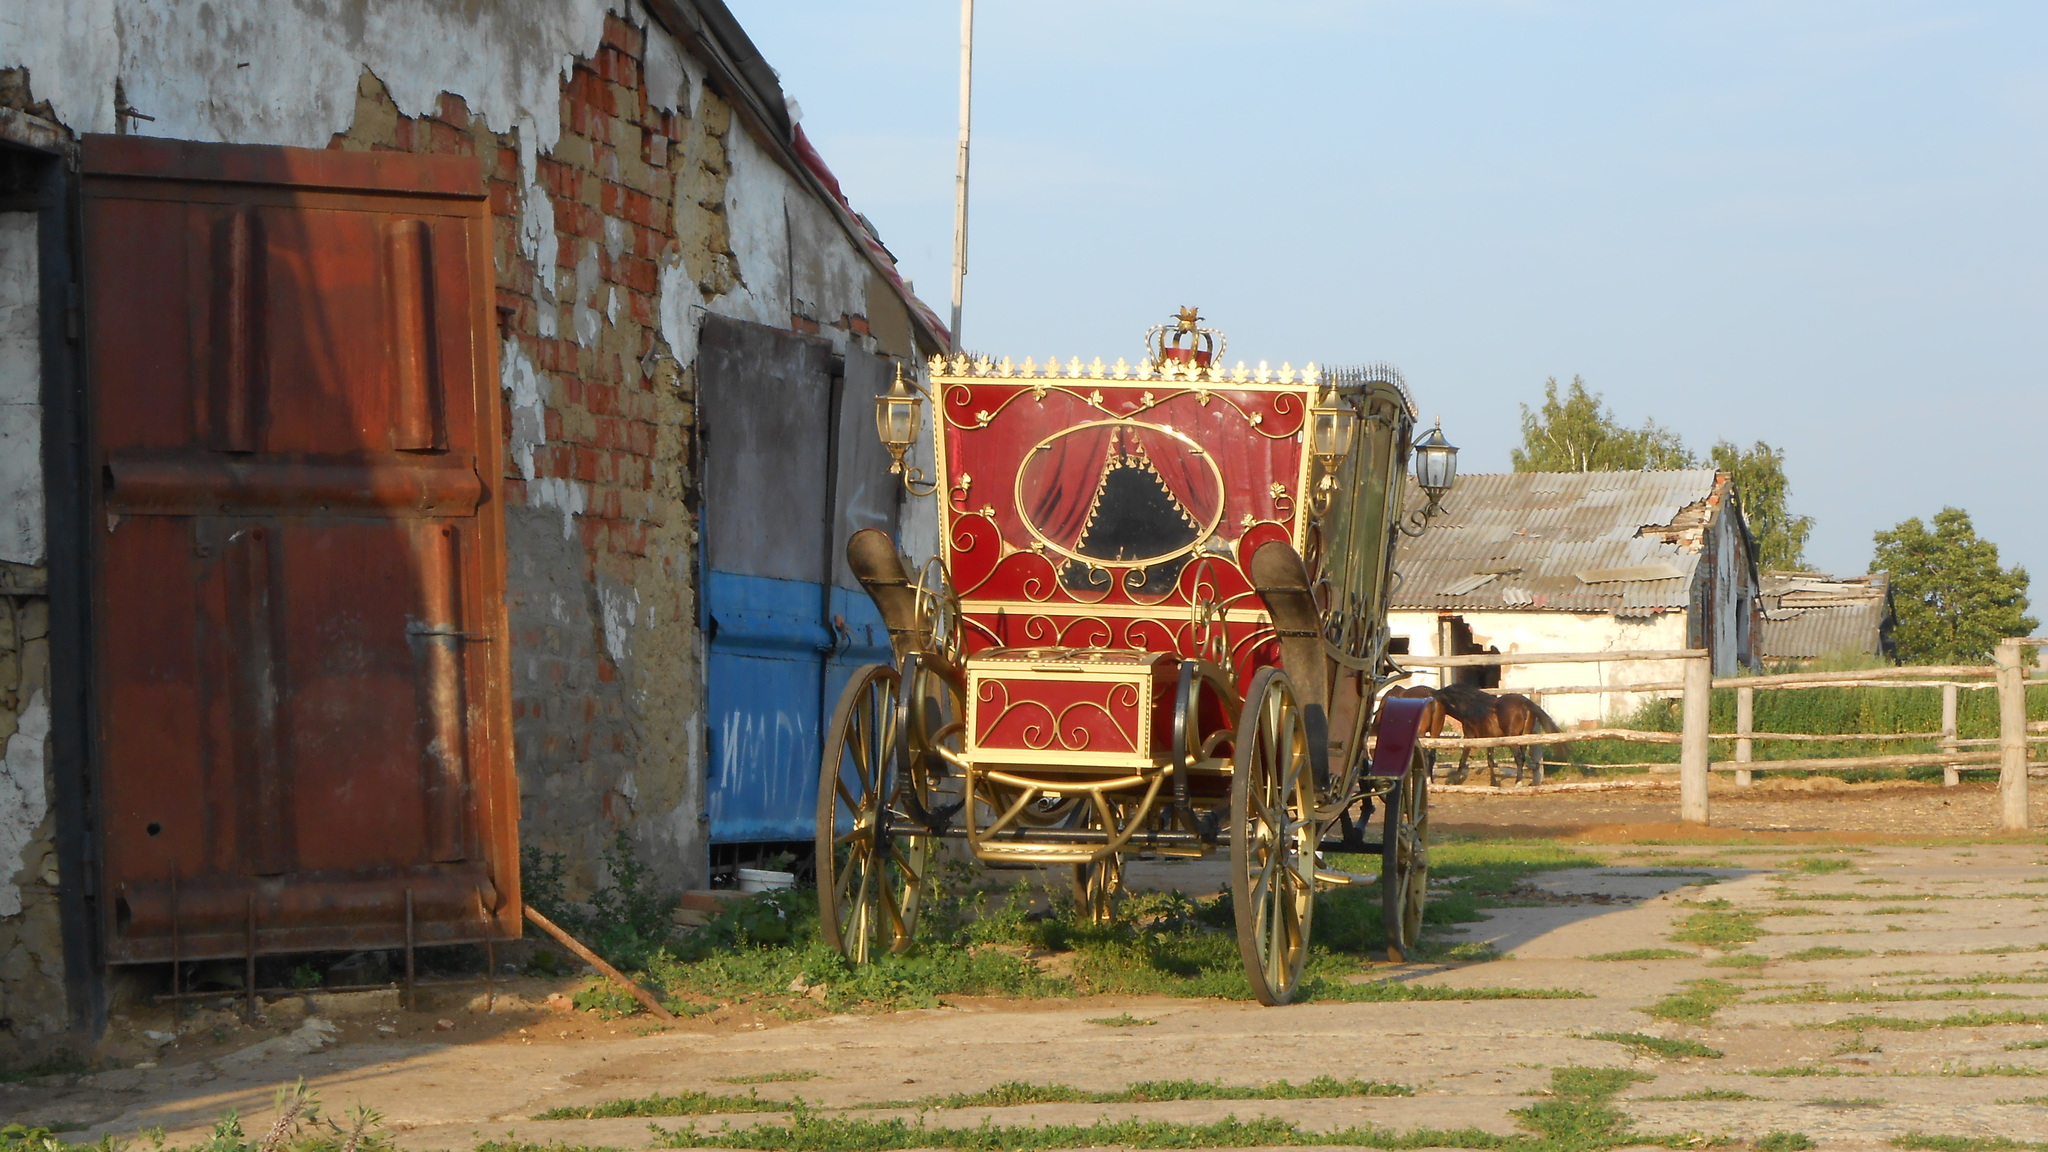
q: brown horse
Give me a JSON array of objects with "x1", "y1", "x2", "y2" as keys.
[{"x1": 1432, "y1": 683, "x2": 1560, "y2": 787}]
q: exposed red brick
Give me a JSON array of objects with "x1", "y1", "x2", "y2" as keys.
[
  {"x1": 627, "y1": 291, "x2": 657, "y2": 328},
  {"x1": 601, "y1": 16, "x2": 645, "y2": 60},
  {"x1": 427, "y1": 119, "x2": 472, "y2": 155},
  {"x1": 615, "y1": 255, "x2": 658, "y2": 294}
]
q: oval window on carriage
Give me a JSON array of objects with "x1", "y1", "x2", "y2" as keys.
[{"x1": 1016, "y1": 421, "x2": 1226, "y2": 595}]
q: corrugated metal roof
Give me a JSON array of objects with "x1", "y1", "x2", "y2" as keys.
[
  {"x1": 1390, "y1": 470, "x2": 1725, "y2": 614},
  {"x1": 1756, "y1": 572, "x2": 1891, "y2": 660}
]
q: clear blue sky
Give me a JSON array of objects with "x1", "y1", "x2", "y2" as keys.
[{"x1": 733, "y1": 1, "x2": 2048, "y2": 590}]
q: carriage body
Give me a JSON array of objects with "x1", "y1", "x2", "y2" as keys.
[{"x1": 820, "y1": 325, "x2": 1447, "y2": 1004}]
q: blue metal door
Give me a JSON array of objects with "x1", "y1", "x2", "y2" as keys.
[{"x1": 698, "y1": 318, "x2": 898, "y2": 843}]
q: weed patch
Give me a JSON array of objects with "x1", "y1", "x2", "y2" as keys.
[
  {"x1": 1084, "y1": 1014, "x2": 1155, "y2": 1027},
  {"x1": 1784, "y1": 947, "x2": 1872, "y2": 961},
  {"x1": 880, "y1": 1078, "x2": 1415, "y2": 1110},
  {"x1": 1584, "y1": 949, "x2": 1695, "y2": 962},
  {"x1": 639, "y1": 1065, "x2": 1709, "y2": 1152},
  {"x1": 1670, "y1": 904, "x2": 1765, "y2": 947},
  {"x1": 1581, "y1": 1032, "x2": 1722, "y2": 1059},
  {"x1": 1808, "y1": 1011, "x2": 2048, "y2": 1032},
  {"x1": 1309, "y1": 980, "x2": 1589, "y2": 1004},
  {"x1": 716, "y1": 1072, "x2": 818, "y2": 1085},
  {"x1": 1643, "y1": 979, "x2": 1744, "y2": 1025},
  {"x1": 537, "y1": 1091, "x2": 788, "y2": 1120},
  {"x1": 1706, "y1": 953, "x2": 1768, "y2": 969},
  {"x1": 1892, "y1": 1131, "x2": 2039, "y2": 1139},
  {"x1": 1757, "y1": 1134, "x2": 1816, "y2": 1152},
  {"x1": 1760, "y1": 986, "x2": 2015, "y2": 1004}
]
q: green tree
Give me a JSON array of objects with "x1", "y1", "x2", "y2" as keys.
[
  {"x1": 1871, "y1": 507, "x2": 2036, "y2": 664},
  {"x1": 1512, "y1": 375, "x2": 1695, "y2": 472},
  {"x1": 1709, "y1": 440, "x2": 1813, "y2": 571}
]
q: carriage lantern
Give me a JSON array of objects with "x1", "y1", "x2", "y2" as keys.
[
  {"x1": 1412, "y1": 418, "x2": 1459, "y2": 513},
  {"x1": 876, "y1": 362, "x2": 923, "y2": 474},
  {"x1": 1308, "y1": 383, "x2": 1357, "y2": 515}
]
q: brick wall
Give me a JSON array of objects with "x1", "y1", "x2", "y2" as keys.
[{"x1": 330, "y1": 14, "x2": 721, "y2": 895}]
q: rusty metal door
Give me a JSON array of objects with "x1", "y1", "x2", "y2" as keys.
[{"x1": 82, "y1": 137, "x2": 519, "y2": 963}]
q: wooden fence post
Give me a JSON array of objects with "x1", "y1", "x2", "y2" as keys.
[
  {"x1": 1941, "y1": 682, "x2": 1960, "y2": 788},
  {"x1": 1681, "y1": 652, "x2": 1711, "y2": 825},
  {"x1": 1998, "y1": 639, "x2": 2029, "y2": 832},
  {"x1": 1734, "y1": 685, "x2": 1754, "y2": 787}
]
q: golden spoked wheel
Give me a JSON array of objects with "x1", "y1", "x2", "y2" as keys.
[
  {"x1": 816, "y1": 664, "x2": 931, "y2": 964},
  {"x1": 893, "y1": 653, "x2": 963, "y2": 830},
  {"x1": 1230, "y1": 666, "x2": 1319, "y2": 1006},
  {"x1": 1070, "y1": 802, "x2": 1125, "y2": 926},
  {"x1": 1381, "y1": 743, "x2": 1431, "y2": 961}
]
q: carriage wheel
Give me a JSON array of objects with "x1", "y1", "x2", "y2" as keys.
[
  {"x1": 1381, "y1": 743, "x2": 1431, "y2": 961},
  {"x1": 816, "y1": 664, "x2": 931, "y2": 964},
  {"x1": 1070, "y1": 802, "x2": 1125, "y2": 926},
  {"x1": 1230, "y1": 667, "x2": 1319, "y2": 1006}
]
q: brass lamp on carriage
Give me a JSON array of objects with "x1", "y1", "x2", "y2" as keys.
[
  {"x1": 822, "y1": 309, "x2": 1447, "y2": 1004},
  {"x1": 1308, "y1": 383, "x2": 1357, "y2": 516},
  {"x1": 876, "y1": 362, "x2": 940, "y2": 495}
]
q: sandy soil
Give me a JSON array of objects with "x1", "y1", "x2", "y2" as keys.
[{"x1": 10, "y1": 832, "x2": 2048, "y2": 1151}]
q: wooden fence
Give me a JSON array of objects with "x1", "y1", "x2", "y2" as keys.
[{"x1": 1396, "y1": 637, "x2": 2048, "y2": 831}]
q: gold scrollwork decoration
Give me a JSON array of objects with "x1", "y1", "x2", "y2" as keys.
[{"x1": 974, "y1": 679, "x2": 1141, "y2": 753}]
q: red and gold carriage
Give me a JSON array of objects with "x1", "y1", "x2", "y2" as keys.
[{"x1": 816, "y1": 311, "x2": 1458, "y2": 1004}]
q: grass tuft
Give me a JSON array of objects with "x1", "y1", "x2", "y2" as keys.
[
  {"x1": 1809, "y1": 1011, "x2": 2048, "y2": 1032},
  {"x1": 715, "y1": 1072, "x2": 818, "y2": 1086},
  {"x1": 1758, "y1": 1133, "x2": 1818, "y2": 1152},
  {"x1": 1084, "y1": 1014, "x2": 1155, "y2": 1027},
  {"x1": 1581, "y1": 1032, "x2": 1723, "y2": 1060},
  {"x1": 1584, "y1": 949, "x2": 1695, "y2": 962},
  {"x1": 536, "y1": 1090, "x2": 787, "y2": 1120},
  {"x1": 1784, "y1": 947, "x2": 1873, "y2": 962},
  {"x1": 1643, "y1": 979, "x2": 1744, "y2": 1025},
  {"x1": 1890, "y1": 1137, "x2": 2043, "y2": 1151},
  {"x1": 1670, "y1": 905, "x2": 1765, "y2": 947}
]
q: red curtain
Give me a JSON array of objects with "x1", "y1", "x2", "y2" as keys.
[
  {"x1": 1132, "y1": 428, "x2": 1221, "y2": 528},
  {"x1": 1020, "y1": 424, "x2": 1116, "y2": 549}
]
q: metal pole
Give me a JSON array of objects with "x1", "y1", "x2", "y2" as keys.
[
  {"x1": 1734, "y1": 685, "x2": 1754, "y2": 787},
  {"x1": 1998, "y1": 639, "x2": 2028, "y2": 832},
  {"x1": 1680, "y1": 653, "x2": 1711, "y2": 825},
  {"x1": 1941, "y1": 681, "x2": 1960, "y2": 787},
  {"x1": 948, "y1": 0, "x2": 974, "y2": 351}
]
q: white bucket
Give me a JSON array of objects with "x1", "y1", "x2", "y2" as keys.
[{"x1": 735, "y1": 867, "x2": 796, "y2": 893}]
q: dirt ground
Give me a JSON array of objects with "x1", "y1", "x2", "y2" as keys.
[
  {"x1": 9, "y1": 790, "x2": 2048, "y2": 1151},
  {"x1": 1434, "y1": 776, "x2": 2048, "y2": 839}
]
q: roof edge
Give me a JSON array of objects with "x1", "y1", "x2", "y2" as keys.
[{"x1": 640, "y1": 0, "x2": 951, "y2": 353}]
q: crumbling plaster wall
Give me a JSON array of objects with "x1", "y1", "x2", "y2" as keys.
[
  {"x1": 0, "y1": 198, "x2": 62, "y2": 1045},
  {"x1": 1387, "y1": 609, "x2": 1690, "y2": 727},
  {"x1": 0, "y1": 0, "x2": 925, "y2": 911}
]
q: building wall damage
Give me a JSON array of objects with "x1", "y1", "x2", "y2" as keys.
[{"x1": 0, "y1": 0, "x2": 945, "y2": 1042}]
